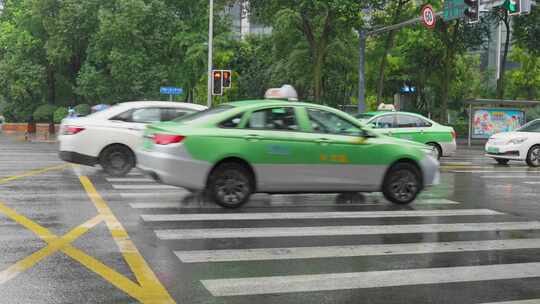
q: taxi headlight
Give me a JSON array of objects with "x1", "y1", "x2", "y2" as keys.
[{"x1": 507, "y1": 138, "x2": 528, "y2": 145}]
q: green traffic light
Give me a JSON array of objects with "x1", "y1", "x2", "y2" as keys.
[{"x1": 503, "y1": 0, "x2": 518, "y2": 13}]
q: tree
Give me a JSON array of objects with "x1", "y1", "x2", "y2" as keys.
[
  {"x1": 513, "y1": 6, "x2": 540, "y2": 55},
  {"x1": 247, "y1": 0, "x2": 368, "y2": 102}
]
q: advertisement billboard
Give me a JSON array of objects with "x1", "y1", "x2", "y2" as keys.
[{"x1": 472, "y1": 108, "x2": 525, "y2": 139}]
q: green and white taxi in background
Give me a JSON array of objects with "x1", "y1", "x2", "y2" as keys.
[
  {"x1": 356, "y1": 108, "x2": 456, "y2": 159},
  {"x1": 136, "y1": 87, "x2": 440, "y2": 208}
]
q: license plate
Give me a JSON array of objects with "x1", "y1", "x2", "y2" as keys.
[{"x1": 487, "y1": 147, "x2": 499, "y2": 153}]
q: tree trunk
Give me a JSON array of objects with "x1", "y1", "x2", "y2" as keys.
[
  {"x1": 313, "y1": 50, "x2": 325, "y2": 102},
  {"x1": 376, "y1": 0, "x2": 409, "y2": 103},
  {"x1": 497, "y1": 13, "x2": 511, "y2": 99},
  {"x1": 46, "y1": 64, "x2": 56, "y2": 135},
  {"x1": 376, "y1": 32, "x2": 396, "y2": 103}
]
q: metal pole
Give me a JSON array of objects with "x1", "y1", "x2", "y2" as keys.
[
  {"x1": 358, "y1": 30, "x2": 366, "y2": 114},
  {"x1": 468, "y1": 104, "x2": 472, "y2": 147},
  {"x1": 169, "y1": 94, "x2": 173, "y2": 102},
  {"x1": 207, "y1": 0, "x2": 214, "y2": 107}
]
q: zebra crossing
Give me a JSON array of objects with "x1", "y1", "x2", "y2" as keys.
[{"x1": 105, "y1": 170, "x2": 540, "y2": 303}]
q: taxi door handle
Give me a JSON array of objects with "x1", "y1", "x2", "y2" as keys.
[
  {"x1": 384, "y1": 131, "x2": 393, "y2": 136},
  {"x1": 245, "y1": 134, "x2": 264, "y2": 141},
  {"x1": 316, "y1": 138, "x2": 331, "y2": 145}
]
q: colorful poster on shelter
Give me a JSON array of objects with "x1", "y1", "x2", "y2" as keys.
[{"x1": 472, "y1": 109, "x2": 525, "y2": 139}]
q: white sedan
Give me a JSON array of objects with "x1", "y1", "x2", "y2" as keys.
[
  {"x1": 59, "y1": 101, "x2": 206, "y2": 176},
  {"x1": 485, "y1": 119, "x2": 540, "y2": 167}
]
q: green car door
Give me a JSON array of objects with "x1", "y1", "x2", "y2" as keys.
[
  {"x1": 301, "y1": 107, "x2": 390, "y2": 192},
  {"x1": 392, "y1": 113, "x2": 433, "y2": 143},
  {"x1": 238, "y1": 106, "x2": 321, "y2": 192}
]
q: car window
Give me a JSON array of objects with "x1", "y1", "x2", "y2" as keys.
[
  {"x1": 175, "y1": 105, "x2": 233, "y2": 123},
  {"x1": 397, "y1": 114, "x2": 431, "y2": 128},
  {"x1": 110, "y1": 109, "x2": 133, "y2": 122},
  {"x1": 161, "y1": 108, "x2": 193, "y2": 121},
  {"x1": 371, "y1": 115, "x2": 395, "y2": 129},
  {"x1": 132, "y1": 108, "x2": 161, "y2": 123},
  {"x1": 220, "y1": 114, "x2": 243, "y2": 128},
  {"x1": 247, "y1": 107, "x2": 298, "y2": 131},
  {"x1": 518, "y1": 120, "x2": 540, "y2": 132},
  {"x1": 307, "y1": 108, "x2": 362, "y2": 136}
]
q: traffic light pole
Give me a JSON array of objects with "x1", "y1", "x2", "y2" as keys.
[{"x1": 207, "y1": 0, "x2": 214, "y2": 107}]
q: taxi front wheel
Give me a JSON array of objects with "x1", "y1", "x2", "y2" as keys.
[
  {"x1": 382, "y1": 163, "x2": 421, "y2": 205},
  {"x1": 207, "y1": 163, "x2": 253, "y2": 209}
]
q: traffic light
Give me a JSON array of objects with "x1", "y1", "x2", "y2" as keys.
[
  {"x1": 222, "y1": 70, "x2": 232, "y2": 88},
  {"x1": 504, "y1": 0, "x2": 521, "y2": 16},
  {"x1": 464, "y1": 0, "x2": 480, "y2": 23},
  {"x1": 212, "y1": 70, "x2": 223, "y2": 96}
]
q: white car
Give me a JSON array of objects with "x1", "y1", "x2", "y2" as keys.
[
  {"x1": 59, "y1": 101, "x2": 207, "y2": 176},
  {"x1": 485, "y1": 119, "x2": 540, "y2": 167}
]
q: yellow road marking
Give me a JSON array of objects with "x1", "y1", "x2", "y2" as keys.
[
  {"x1": 0, "y1": 208, "x2": 102, "y2": 284},
  {"x1": 0, "y1": 166, "x2": 175, "y2": 303},
  {"x1": 80, "y1": 176, "x2": 175, "y2": 303},
  {"x1": 0, "y1": 164, "x2": 72, "y2": 185},
  {"x1": 0, "y1": 203, "x2": 149, "y2": 300}
]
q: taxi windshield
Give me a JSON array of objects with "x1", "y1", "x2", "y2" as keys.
[{"x1": 173, "y1": 105, "x2": 234, "y2": 123}]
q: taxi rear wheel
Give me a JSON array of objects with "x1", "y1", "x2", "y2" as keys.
[
  {"x1": 99, "y1": 145, "x2": 135, "y2": 177},
  {"x1": 382, "y1": 163, "x2": 421, "y2": 205},
  {"x1": 208, "y1": 163, "x2": 253, "y2": 209},
  {"x1": 526, "y1": 145, "x2": 540, "y2": 167}
]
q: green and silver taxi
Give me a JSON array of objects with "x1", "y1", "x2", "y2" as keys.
[
  {"x1": 356, "y1": 111, "x2": 457, "y2": 159},
  {"x1": 136, "y1": 97, "x2": 440, "y2": 209}
]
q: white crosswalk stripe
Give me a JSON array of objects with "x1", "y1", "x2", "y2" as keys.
[
  {"x1": 112, "y1": 184, "x2": 181, "y2": 190},
  {"x1": 481, "y1": 300, "x2": 540, "y2": 304},
  {"x1": 201, "y1": 262, "x2": 540, "y2": 297},
  {"x1": 155, "y1": 222, "x2": 540, "y2": 240},
  {"x1": 175, "y1": 238, "x2": 540, "y2": 263},
  {"x1": 141, "y1": 209, "x2": 502, "y2": 222}
]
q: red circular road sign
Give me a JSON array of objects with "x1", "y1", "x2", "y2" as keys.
[{"x1": 421, "y1": 4, "x2": 437, "y2": 29}]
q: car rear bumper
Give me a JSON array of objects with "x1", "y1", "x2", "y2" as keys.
[
  {"x1": 136, "y1": 145, "x2": 211, "y2": 191},
  {"x1": 440, "y1": 140, "x2": 457, "y2": 157},
  {"x1": 59, "y1": 151, "x2": 98, "y2": 166},
  {"x1": 420, "y1": 155, "x2": 440, "y2": 187}
]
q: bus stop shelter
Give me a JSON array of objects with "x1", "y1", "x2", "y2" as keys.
[{"x1": 465, "y1": 99, "x2": 540, "y2": 147}]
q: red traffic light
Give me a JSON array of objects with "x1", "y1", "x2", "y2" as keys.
[{"x1": 222, "y1": 70, "x2": 232, "y2": 88}]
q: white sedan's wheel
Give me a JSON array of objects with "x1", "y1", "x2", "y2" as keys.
[{"x1": 527, "y1": 145, "x2": 540, "y2": 167}]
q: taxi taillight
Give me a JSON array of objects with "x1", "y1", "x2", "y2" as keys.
[
  {"x1": 63, "y1": 126, "x2": 85, "y2": 135},
  {"x1": 153, "y1": 134, "x2": 185, "y2": 145},
  {"x1": 452, "y1": 130, "x2": 457, "y2": 139}
]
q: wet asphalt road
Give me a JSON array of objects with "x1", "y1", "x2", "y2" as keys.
[{"x1": 2, "y1": 135, "x2": 540, "y2": 303}]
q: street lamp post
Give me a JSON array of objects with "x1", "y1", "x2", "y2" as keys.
[{"x1": 207, "y1": 0, "x2": 214, "y2": 107}]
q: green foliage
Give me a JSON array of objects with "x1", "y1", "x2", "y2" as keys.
[
  {"x1": 74, "y1": 104, "x2": 91, "y2": 116},
  {"x1": 505, "y1": 47, "x2": 540, "y2": 100},
  {"x1": 53, "y1": 107, "x2": 69, "y2": 123},
  {"x1": 513, "y1": 7, "x2": 540, "y2": 56},
  {"x1": 33, "y1": 104, "x2": 56, "y2": 123}
]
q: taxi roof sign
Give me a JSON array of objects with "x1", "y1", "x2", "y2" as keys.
[
  {"x1": 264, "y1": 85, "x2": 298, "y2": 101},
  {"x1": 377, "y1": 103, "x2": 396, "y2": 111}
]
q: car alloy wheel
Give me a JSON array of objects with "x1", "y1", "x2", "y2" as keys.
[
  {"x1": 99, "y1": 145, "x2": 135, "y2": 177},
  {"x1": 208, "y1": 163, "x2": 252, "y2": 209},
  {"x1": 527, "y1": 145, "x2": 540, "y2": 167},
  {"x1": 383, "y1": 163, "x2": 421, "y2": 205}
]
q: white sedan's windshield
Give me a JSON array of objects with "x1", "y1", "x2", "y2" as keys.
[{"x1": 517, "y1": 120, "x2": 540, "y2": 132}]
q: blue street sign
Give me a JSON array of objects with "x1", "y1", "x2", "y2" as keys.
[{"x1": 160, "y1": 87, "x2": 183, "y2": 95}]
